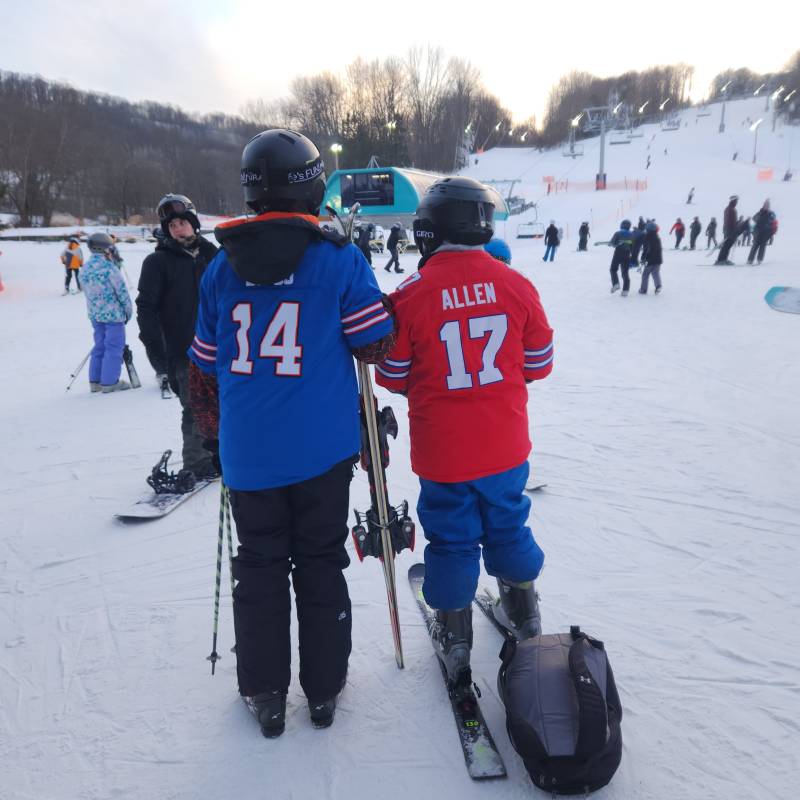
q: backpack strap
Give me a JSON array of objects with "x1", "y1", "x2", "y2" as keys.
[
  {"x1": 496, "y1": 628, "x2": 518, "y2": 705},
  {"x1": 568, "y1": 626, "x2": 609, "y2": 759}
]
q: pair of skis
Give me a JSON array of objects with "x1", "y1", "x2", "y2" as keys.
[{"x1": 326, "y1": 201, "x2": 413, "y2": 670}]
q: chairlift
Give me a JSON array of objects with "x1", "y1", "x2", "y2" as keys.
[
  {"x1": 661, "y1": 118, "x2": 681, "y2": 132},
  {"x1": 696, "y1": 110, "x2": 712, "y2": 118},
  {"x1": 626, "y1": 130, "x2": 644, "y2": 139},
  {"x1": 517, "y1": 222, "x2": 545, "y2": 239},
  {"x1": 609, "y1": 134, "x2": 632, "y2": 145}
]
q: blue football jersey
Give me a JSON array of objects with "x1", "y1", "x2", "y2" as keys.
[{"x1": 189, "y1": 239, "x2": 392, "y2": 490}]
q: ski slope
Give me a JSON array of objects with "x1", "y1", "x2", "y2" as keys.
[{"x1": 1, "y1": 95, "x2": 798, "y2": 799}]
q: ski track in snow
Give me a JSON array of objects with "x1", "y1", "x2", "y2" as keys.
[{"x1": 1, "y1": 97, "x2": 799, "y2": 799}]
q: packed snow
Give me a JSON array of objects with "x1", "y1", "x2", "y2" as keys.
[{"x1": 0, "y1": 94, "x2": 798, "y2": 799}]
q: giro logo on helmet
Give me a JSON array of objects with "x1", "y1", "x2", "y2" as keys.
[{"x1": 416, "y1": 230, "x2": 436, "y2": 238}]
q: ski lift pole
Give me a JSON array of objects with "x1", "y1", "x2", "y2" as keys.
[
  {"x1": 357, "y1": 360, "x2": 404, "y2": 668},
  {"x1": 65, "y1": 350, "x2": 92, "y2": 392}
]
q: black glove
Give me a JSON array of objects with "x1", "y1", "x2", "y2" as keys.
[{"x1": 203, "y1": 438, "x2": 221, "y2": 473}]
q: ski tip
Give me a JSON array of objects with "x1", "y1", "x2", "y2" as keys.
[
  {"x1": 407, "y1": 562, "x2": 425, "y2": 580},
  {"x1": 525, "y1": 483, "x2": 548, "y2": 492}
]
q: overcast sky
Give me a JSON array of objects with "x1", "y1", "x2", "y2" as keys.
[{"x1": 3, "y1": 1, "x2": 797, "y2": 123}]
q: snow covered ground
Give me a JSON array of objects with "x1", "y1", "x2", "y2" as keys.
[{"x1": 1, "y1": 95, "x2": 798, "y2": 799}]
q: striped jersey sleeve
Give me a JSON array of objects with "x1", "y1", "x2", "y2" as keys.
[
  {"x1": 374, "y1": 292, "x2": 412, "y2": 394},
  {"x1": 188, "y1": 263, "x2": 219, "y2": 374},
  {"x1": 522, "y1": 283, "x2": 554, "y2": 382},
  {"x1": 340, "y1": 250, "x2": 393, "y2": 348}
]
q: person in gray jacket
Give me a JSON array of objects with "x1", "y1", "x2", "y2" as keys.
[{"x1": 638, "y1": 222, "x2": 663, "y2": 295}]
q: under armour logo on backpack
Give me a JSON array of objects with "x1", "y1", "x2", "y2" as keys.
[
  {"x1": 578, "y1": 675, "x2": 592, "y2": 685},
  {"x1": 337, "y1": 611, "x2": 347, "y2": 621}
]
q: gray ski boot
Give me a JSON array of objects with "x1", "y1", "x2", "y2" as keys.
[
  {"x1": 493, "y1": 578, "x2": 541, "y2": 639},
  {"x1": 431, "y1": 606, "x2": 473, "y2": 688}
]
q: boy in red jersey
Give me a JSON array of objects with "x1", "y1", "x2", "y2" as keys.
[{"x1": 376, "y1": 177, "x2": 553, "y2": 688}]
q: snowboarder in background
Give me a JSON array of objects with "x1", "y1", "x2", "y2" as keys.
[
  {"x1": 79, "y1": 233, "x2": 132, "y2": 393},
  {"x1": 136, "y1": 193, "x2": 219, "y2": 479},
  {"x1": 638, "y1": 221, "x2": 663, "y2": 295},
  {"x1": 689, "y1": 217, "x2": 702, "y2": 250},
  {"x1": 188, "y1": 129, "x2": 395, "y2": 739},
  {"x1": 747, "y1": 200, "x2": 776, "y2": 265},
  {"x1": 356, "y1": 223, "x2": 374, "y2": 267},
  {"x1": 376, "y1": 176, "x2": 553, "y2": 690},
  {"x1": 669, "y1": 218, "x2": 685, "y2": 249},
  {"x1": 577, "y1": 221, "x2": 590, "y2": 251},
  {"x1": 484, "y1": 237, "x2": 512, "y2": 264},
  {"x1": 609, "y1": 219, "x2": 635, "y2": 296},
  {"x1": 60, "y1": 237, "x2": 84, "y2": 295},
  {"x1": 714, "y1": 195, "x2": 739, "y2": 265},
  {"x1": 706, "y1": 217, "x2": 718, "y2": 248},
  {"x1": 687, "y1": 187, "x2": 695, "y2": 204},
  {"x1": 543, "y1": 220, "x2": 559, "y2": 261},
  {"x1": 384, "y1": 222, "x2": 404, "y2": 273}
]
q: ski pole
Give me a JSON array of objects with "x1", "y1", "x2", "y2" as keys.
[
  {"x1": 207, "y1": 482, "x2": 230, "y2": 674},
  {"x1": 65, "y1": 350, "x2": 92, "y2": 392}
]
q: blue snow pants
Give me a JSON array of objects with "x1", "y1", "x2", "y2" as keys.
[
  {"x1": 89, "y1": 320, "x2": 125, "y2": 386},
  {"x1": 418, "y1": 462, "x2": 545, "y2": 610}
]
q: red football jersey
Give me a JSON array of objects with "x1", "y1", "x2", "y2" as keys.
[{"x1": 376, "y1": 249, "x2": 553, "y2": 482}]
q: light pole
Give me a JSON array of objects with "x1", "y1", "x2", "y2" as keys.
[
  {"x1": 719, "y1": 80, "x2": 732, "y2": 133},
  {"x1": 750, "y1": 118, "x2": 763, "y2": 164},
  {"x1": 330, "y1": 143, "x2": 342, "y2": 171},
  {"x1": 638, "y1": 101, "x2": 650, "y2": 115},
  {"x1": 659, "y1": 98, "x2": 670, "y2": 111}
]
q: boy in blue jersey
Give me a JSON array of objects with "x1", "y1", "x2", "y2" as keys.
[{"x1": 188, "y1": 130, "x2": 394, "y2": 739}]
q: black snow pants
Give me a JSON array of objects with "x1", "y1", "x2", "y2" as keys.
[
  {"x1": 715, "y1": 235, "x2": 737, "y2": 264},
  {"x1": 65, "y1": 267, "x2": 81, "y2": 291},
  {"x1": 747, "y1": 234, "x2": 768, "y2": 264},
  {"x1": 610, "y1": 248, "x2": 631, "y2": 291},
  {"x1": 228, "y1": 456, "x2": 357, "y2": 702},
  {"x1": 168, "y1": 357, "x2": 210, "y2": 473}
]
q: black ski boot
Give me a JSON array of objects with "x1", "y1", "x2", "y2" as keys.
[
  {"x1": 493, "y1": 578, "x2": 541, "y2": 639},
  {"x1": 243, "y1": 690, "x2": 287, "y2": 738},
  {"x1": 431, "y1": 607, "x2": 473, "y2": 688},
  {"x1": 308, "y1": 696, "x2": 338, "y2": 729}
]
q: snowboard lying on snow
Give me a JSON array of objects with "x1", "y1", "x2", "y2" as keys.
[
  {"x1": 765, "y1": 286, "x2": 800, "y2": 315},
  {"x1": 115, "y1": 450, "x2": 217, "y2": 521}
]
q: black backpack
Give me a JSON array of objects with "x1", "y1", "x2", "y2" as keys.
[{"x1": 497, "y1": 626, "x2": 622, "y2": 795}]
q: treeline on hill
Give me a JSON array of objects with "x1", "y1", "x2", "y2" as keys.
[{"x1": 1, "y1": 49, "x2": 798, "y2": 226}]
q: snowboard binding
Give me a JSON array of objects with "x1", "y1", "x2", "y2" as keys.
[
  {"x1": 146, "y1": 450, "x2": 196, "y2": 495},
  {"x1": 352, "y1": 402, "x2": 415, "y2": 560}
]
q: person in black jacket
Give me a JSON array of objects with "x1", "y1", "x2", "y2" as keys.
[
  {"x1": 706, "y1": 217, "x2": 718, "y2": 249},
  {"x1": 638, "y1": 221, "x2": 663, "y2": 294},
  {"x1": 384, "y1": 222, "x2": 404, "y2": 273},
  {"x1": 543, "y1": 221, "x2": 559, "y2": 261},
  {"x1": 136, "y1": 193, "x2": 219, "y2": 480},
  {"x1": 689, "y1": 217, "x2": 702, "y2": 250},
  {"x1": 577, "y1": 222, "x2": 590, "y2": 251},
  {"x1": 747, "y1": 200, "x2": 776, "y2": 265},
  {"x1": 356, "y1": 223, "x2": 374, "y2": 267}
]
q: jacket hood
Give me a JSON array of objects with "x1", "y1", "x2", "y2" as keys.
[{"x1": 214, "y1": 212, "x2": 346, "y2": 285}]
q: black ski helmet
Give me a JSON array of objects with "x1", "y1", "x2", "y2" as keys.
[
  {"x1": 88, "y1": 232, "x2": 115, "y2": 254},
  {"x1": 240, "y1": 129, "x2": 326, "y2": 215},
  {"x1": 157, "y1": 193, "x2": 200, "y2": 235},
  {"x1": 621, "y1": 219, "x2": 632, "y2": 230},
  {"x1": 412, "y1": 176, "x2": 495, "y2": 256}
]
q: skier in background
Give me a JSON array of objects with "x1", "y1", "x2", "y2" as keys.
[
  {"x1": 543, "y1": 220, "x2": 559, "y2": 261},
  {"x1": 79, "y1": 233, "x2": 132, "y2": 393},
  {"x1": 638, "y1": 221, "x2": 663, "y2": 295},
  {"x1": 669, "y1": 218, "x2": 685, "y2": 249},
  {"x1": 687, "y1": 187, "x2": 695, "y2": 204},
  {"x1": 715, "y1": 195, "x2": 740, "y2": 265},
  {"x1": 747, "y1": 200, "x2": 776, "y2": 265},
  {"x1": 706, "y1": 217, "x2": 718, "y2": 249},
  {"x1": 60, "y1": 237, "x2": 84, "y2": 295},
  {"x1": 384, "y1": 222, "x2": 404, "y2": 273},
  {"x1": 376, "y1": 176, "x2": 553, "y2": 691},
  {"x1": 609, "y1": 219, "x2": 635, "y2": 296},
  {"x1": 356, "y1": 223, "x2": 374, "y2": 267},
  {"x1": 577, "y1": 221, "x2": 590, "y2": 251},
  {"x1": 740, "y1": 217, "x2": 753, "y2": 246},
  {"x1": 689, "y1": 217, "x2": 702, "y2": 250},
  {"x1": 136, "y1": 193, "x2": 219, "y2": 480},
  {"x1": 188, "y1": 129, "x2": 394, "y2": 739}
]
